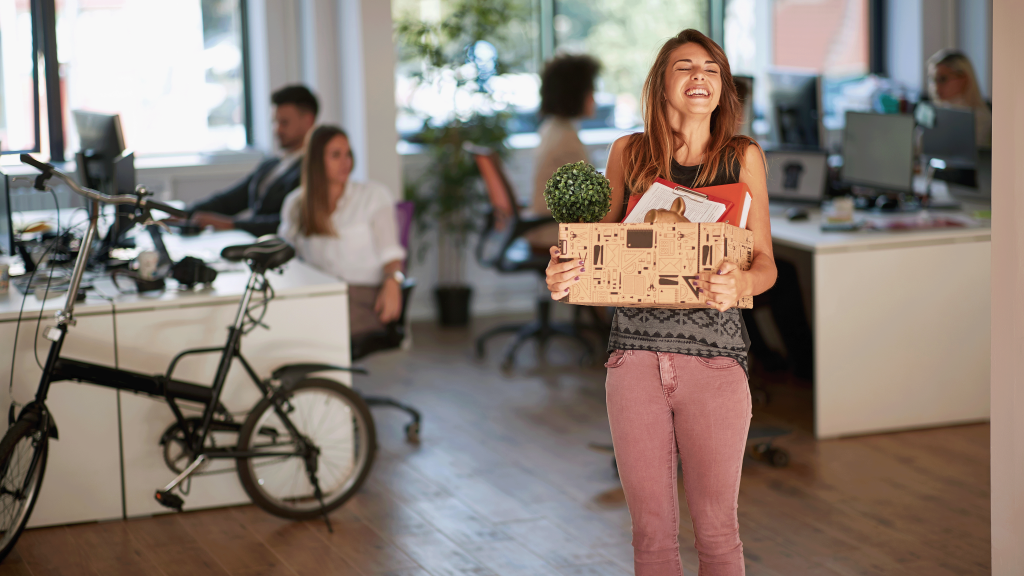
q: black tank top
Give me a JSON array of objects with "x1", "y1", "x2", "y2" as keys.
[{"x1": 607, "y1": 154, "x2": 751, "y2": 373}]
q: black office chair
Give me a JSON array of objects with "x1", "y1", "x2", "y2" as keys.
[
  {"x1": 350, "y1": 277, "x2": 422, "y2": 442},
  {"x1": 465, "y1": 142, "x2": 596, "y2": 371}
]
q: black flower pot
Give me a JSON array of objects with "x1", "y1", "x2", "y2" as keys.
[{"x1": 434, "y1": 285, "x2": 472, "y2": 327}]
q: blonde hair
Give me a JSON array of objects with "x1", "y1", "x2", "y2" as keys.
[
  {"x1": 622, "y1": 29, "x2": 761, "y2": 194},
  {"x1": 927, "y1": 50, "x2": 985, "y2": 109}
]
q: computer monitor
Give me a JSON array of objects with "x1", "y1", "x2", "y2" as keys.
[
  {"x1": 842, "y1": 112, "x2": 916, "y2": 193},
  {"x1": 768, "y1": 71, "x2": 822, "y2": 148},
  {"x1": 73, "y1": 110, "x2": 125, "y2": 193},
  {"x1": 918, "y1": 104, "x2": 977, "y2": 168},
  {"x1": 764, "y1": 149, "x2": 828, "y2": 203},
  {"x1": 94, "y1": 151, "x2": 136, "y2": 264},
  {"x1": 0, "y1": 170, "x2": 12, "y2": 257}
]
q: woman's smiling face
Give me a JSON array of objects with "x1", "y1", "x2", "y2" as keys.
[{"x1": 663, "y1": 42, "x2": 722, "y2": 120}]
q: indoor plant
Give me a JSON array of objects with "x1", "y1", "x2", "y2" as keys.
[{"x1": 395, "y1": 0, "x2": 530, "y2": 327}]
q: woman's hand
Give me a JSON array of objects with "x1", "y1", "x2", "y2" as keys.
[
  {"x1": 546, "y1": 246, "x2": 583, "y2": 301},
  {"x1": 375, "y1": 280, "x2": 403, "y2": 324},
  {"x1": 692, "y1": 261, "x2": 752, "y2": 312}
]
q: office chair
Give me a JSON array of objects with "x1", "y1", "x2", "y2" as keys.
[
  {"x1": 350, "y1": 201, "x2": 422, "y2": 442},
  {"x1": 465, "y1": 142, "x2": 596, "y2": 371}
]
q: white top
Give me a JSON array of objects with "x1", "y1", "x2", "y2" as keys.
[
  {"x1": 530, "y1": 117, "x2": 589, "y2": 214},
  {"x1": 278, "y1": 180, "x2": 407, "y2": 286}
]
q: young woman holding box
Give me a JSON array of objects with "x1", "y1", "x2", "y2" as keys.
[{"x1": 545, "y1": 30, "x2": 776, "y2": 576}]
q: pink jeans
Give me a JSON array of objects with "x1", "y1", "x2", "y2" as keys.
[{"x1": 605, "y1": 349, "x2": 751, "y2": 576}]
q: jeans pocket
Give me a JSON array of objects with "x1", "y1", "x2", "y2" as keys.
[
  {"x1": 694, "y1": 355, "x2": 740, "y2": 369},
  {"x1": 604, "y1": 349, "x2": 627, "y2": 368}
]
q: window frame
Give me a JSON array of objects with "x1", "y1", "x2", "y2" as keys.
[{"x1": 13, "y1": 0, "x2": 253, "y2": 161}]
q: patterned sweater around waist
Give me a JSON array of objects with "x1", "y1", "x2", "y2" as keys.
[{"x1": 607, "y1": 150, "x2": 751, "y2": 373}]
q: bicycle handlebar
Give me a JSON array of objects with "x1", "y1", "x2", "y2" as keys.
[{"x1": 18, "y1": 154, "x2": 188, "y2": 219}]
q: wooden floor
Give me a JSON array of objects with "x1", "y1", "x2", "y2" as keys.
[{"x1": 3, "y1": 314, "x2": 990, "y2": 575}]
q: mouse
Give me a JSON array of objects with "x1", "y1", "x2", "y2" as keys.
[{"x1": 785, "y1": 207, "x2": 809, "y2": 221}]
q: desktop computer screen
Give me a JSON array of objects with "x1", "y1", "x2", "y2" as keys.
[
  {"x1": 73, "y1": 111, "x2": 125, "y2": 192},
  {"x1": 919, "y1": 105, "x2": 977, "y2": 168},
  {"x1": 842, "y1": 111, "x2": 915, "y2": 192},
  {"x1": 769, "y1": 71, "x2": 822, "y2": 149},
  {"x1": 98, "y1": 151, "x2": 137, "y2": 259}
]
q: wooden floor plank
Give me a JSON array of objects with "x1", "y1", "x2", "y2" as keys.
[
  {"x1": 176, "y1": 508, "x2": 297, "y2": 576},
  {"x1": 461, "y1": 539, "x2": 562, "y2": 576},
  {"x1": 304, "y1": 507, "x2": 421, "y2": 575},
  {"x1": 498, "y1": 518, "x2": 609, "y2": 567},
  {"x1": 229, "y1": 506, "x2": 361, "y2": 576},
  {"x1": 388, "y1": 530, "x2": 496, "y2": 576},
  {"x1": 16, "y1": 526, "x2": 99, "y2": 576},
  {"x1": 65, "y1": 521, "x2": 166, "y2": 576},
  {"x1": 125, "y1": 513, "x2": 230, "y2": 576}
]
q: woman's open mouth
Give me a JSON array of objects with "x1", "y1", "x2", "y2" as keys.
[{"x1": 685, "y1": 87, "x2": 710, "y2": 98}]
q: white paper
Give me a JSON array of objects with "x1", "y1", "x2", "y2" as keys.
[{"x1": 623, "y1": 181, "x2": 727, "y2": 224}]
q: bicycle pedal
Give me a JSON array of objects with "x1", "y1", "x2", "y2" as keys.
[{"x1": 154, "y1": 489, "x2": 184, "y2": 512}]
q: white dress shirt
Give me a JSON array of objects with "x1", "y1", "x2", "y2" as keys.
[{"x1": 278, "y1": 180, "x2": 407, "y2": 286}]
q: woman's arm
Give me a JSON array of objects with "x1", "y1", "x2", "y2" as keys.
[
  {"x1": 369, "y1": 192, "x2": 408, "y2": 323},
  {"x1": 700, "y1": 144, "x2": 778, "y2": 311}
]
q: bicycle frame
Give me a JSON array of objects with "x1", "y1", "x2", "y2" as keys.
[{"x1": 22, "y1": 193, "x2": 302, "y2": 462}]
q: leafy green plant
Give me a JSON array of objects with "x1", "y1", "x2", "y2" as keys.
[
  {"x1": 543, "y1": 161, "x2": 612, "y2": 223},
  {"x1": 394, "y1": 0, "x2": 531, "y2": 285}
]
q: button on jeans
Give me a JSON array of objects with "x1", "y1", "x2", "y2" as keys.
[{"x1": 605, "y1": 350, "x2": 752, "y2": 576}]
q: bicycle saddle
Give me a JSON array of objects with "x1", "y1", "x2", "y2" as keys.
[{"x1": 221, "y1": 235, "x2": 296, "y2": 273}]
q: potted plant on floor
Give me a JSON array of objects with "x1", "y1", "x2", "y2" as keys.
[{"x1": 395, "y1": 0, "x2": 531, "y2": 327}]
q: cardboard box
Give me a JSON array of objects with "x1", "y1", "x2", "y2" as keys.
[{"x1": 558, "y1": 222, "x2": 754, "y2": 309}]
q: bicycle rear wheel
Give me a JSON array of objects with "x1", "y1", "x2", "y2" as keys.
[
  {"x1": 236, "y1": 378, "x2": 376, "y2": 520},
  {"x1": 0, "y1": 418, "x2": 49, "y2": 562}
]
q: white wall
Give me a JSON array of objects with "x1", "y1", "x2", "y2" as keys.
[{"x1": 990, "y1": 0, "x2": 1024, "y2": 571}]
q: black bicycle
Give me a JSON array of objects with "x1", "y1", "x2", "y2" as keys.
[{"x1": 0, "y1": 155, "x2": 377, "y2": 561}]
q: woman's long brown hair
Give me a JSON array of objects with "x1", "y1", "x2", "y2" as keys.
[
  {"x1": 622, "y1": 29, "x2": 760, "y2": 194},
  {"x1": 298, "y1": 125, "x2": 352, "y2": 236}
]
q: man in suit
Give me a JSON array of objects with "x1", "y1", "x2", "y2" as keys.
[{"x1": 187, "y1": 85, "x2": 318, "y2": 236}]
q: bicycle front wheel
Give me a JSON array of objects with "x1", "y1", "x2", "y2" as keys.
[
  {"x1": 0, "y1": 417, "x2": 49, "y2": 563},
  {"x1": 236, "y1": 378, "x2": 376, "y2": 520}
]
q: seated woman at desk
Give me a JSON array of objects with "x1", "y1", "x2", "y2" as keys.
[
  {"x1": 525, "y1": 53, "x2": 602, "y2": 251},
  {"x1": 278, "y1": 125, "x2": 406, "y2": 337},
  {"x1": 927, "y1": 49, "x2": 992, "y2": 148}
]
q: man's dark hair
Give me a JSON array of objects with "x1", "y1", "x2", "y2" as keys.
[
  {"x1": 272, "y1": 85, "x2": 319, "y2": 118},
  {"x1": 540, "y1": 54, "x2": 601, "y2": 118}
]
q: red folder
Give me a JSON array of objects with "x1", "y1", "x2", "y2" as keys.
[{"x1": 623, "y1": 181, "x2": 752, "y2": 228}]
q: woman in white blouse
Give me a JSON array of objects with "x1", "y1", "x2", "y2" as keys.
[{"x1": 278, "y1": 125, "x2": 406, "y2": 337}]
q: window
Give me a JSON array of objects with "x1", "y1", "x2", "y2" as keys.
[
  {"x1": 392, "y1": 0, "x2": 540, "y2": 139},
  {"x1": 55, "y1": 0, "x2": 249, "y2": 157},
  {"x1": 553, "y1": 0, "x2": 708, "y2": 130},
  {"x1": 0, "y1": 0, "x2": 39, "y2": 153},
  {"x1": 725, "y1": 0, "x2": 870, "y2": 138}
]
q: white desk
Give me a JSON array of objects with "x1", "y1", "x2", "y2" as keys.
[
  {"x1": 0, "y1": 230, "x2": 351, "y2": 526},
  {"x1": 769, "y1": 208, "x2": 991, "y2": 438}
]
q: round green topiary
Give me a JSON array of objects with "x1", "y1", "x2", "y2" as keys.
[{"x1": 543, "y1": 161, "x2": 612, "y2": 224}]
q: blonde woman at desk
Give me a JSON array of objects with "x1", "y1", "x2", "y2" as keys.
[
  {"x1": 278, "y1": 125, "x2": 406, "y2": 337},
  {"x1": 927, "y1": 49, "x2": 992, "y2": 148},
  {"x1": 546, "y1": 29, "x2": 775, "y2": 576}
]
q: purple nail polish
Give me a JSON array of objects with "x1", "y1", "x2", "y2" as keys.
[
  {"x1": 698, "y1": 288, "x2": 703, "y2": 293},
  {"x1": 574, "y1": 276, "x2": 580, "y2": 281},
  {"x1": 564, "y1": 288, "x2": 570, "y2": 292},
  {"x1": 580, "y1": 268, "x2": 586, "y2": 273},
  {"x1": 579, "y1": 260, "x2": 584, "y2": 265}
]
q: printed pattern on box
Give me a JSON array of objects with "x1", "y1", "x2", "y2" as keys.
[{"x1": 558, "y1": 222, "x2": 754, "y2": 309}]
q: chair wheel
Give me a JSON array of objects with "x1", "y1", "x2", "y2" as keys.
[
  {"x1": 768, "y1": 448, "x2": 789, "y2": 468},
  {"x1": 405, "y1": 422, "x2": 421, "y2": 444}
]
